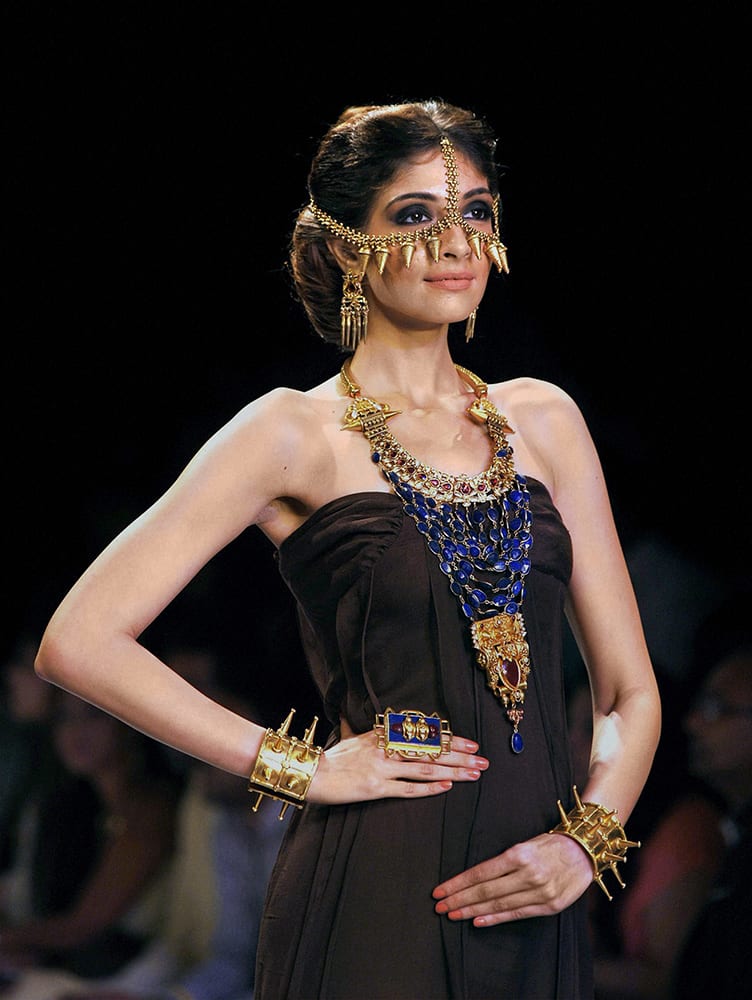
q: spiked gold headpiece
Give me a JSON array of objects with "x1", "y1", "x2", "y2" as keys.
[{"x1": 309, "y1": 137, "x2": 510, "y2": 278}]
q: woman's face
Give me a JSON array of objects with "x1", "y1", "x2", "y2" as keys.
[{"x1": 361, "y1": 149, "x2": 495, "y2": 332}]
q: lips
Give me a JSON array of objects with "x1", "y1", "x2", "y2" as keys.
[{"x1": 425, "y1": 273, "x2": 474, "y2": 290}]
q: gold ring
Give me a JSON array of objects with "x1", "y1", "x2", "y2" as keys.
[{"x1": 374, "y1": 707, "x2": 452, "y2": 760}]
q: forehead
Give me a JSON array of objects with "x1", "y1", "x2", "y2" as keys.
[{"x1": 378, "y1": 148, "x2": 489, "y2": 199}]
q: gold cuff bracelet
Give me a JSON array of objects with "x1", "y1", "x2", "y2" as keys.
[
  {"x1": 548, "y1": 785, "x2": 640, "y2": 900},
  {"x1": 248, "y1": 709, "x2": 322, "y2": 820}
]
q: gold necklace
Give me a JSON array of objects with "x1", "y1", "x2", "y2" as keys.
[
  {"x1": 339, "y1": 359, "x2": 517, "y2": 503},
  {"x1": 339, "y1": 359, "x2": 533, "y2": 753}
]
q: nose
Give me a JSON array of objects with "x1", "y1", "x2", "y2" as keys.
[{"x1": 440, "y1": 224, "x2": 471, "y2": 259}]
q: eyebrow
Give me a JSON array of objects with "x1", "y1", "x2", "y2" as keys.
[{"x1": 385, "y1": 185, "x2": 493, "y2": 209}]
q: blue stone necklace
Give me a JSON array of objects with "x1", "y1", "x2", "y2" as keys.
[{"x1": 340, "y1": 360, "x2": 534, "y2": 753}]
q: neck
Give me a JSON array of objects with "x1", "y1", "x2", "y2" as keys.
[{"x1": 346, "y1": 344, "x2": 473, "y2": 409}]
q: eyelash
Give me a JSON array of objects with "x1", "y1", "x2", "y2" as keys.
[{"x1": 393, "y1": 201, "x2": 494, "y2": 227}]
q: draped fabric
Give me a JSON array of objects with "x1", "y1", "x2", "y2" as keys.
[{"x1": 255, "y1": 480, "x2": 593, "y2": 999}]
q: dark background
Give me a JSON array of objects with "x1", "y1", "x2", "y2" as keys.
[{"x1": 4, "y1": 4, "x2": 749, "y2": 714}]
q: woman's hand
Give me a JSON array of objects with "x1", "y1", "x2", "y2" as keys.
[
  {"x1": 307, "y1": 722, "x2": 489, "y2": 805},
  {"x1": 432, "y1": 831, "x2": 593, "y2": 925}
]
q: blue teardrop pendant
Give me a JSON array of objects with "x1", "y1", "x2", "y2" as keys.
[{"x1": 511, "y1": 729, "x2": 524, "y2": 754}]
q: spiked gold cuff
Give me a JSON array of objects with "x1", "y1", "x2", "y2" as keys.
[
  {"x1": 248, "y1": 709, "x2": 322, "y2": 820},
  {"x1": 548, "y1": 786, "x2": 640, "y2": 900}
]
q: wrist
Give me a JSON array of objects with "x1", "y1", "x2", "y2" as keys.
[
  {"x1": 248, "y1": 708, "x2": 322, "y2": 819},
  {"x1": 548, "y1": 785, "x2": 640, "y2": 900}
]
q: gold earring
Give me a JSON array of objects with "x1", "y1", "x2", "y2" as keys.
[
  {"x1": 340, "y1": 271, "x2": 368, "y2": 350},
  {"x1": 465, "y1": 308, "x2": 478, "y2": 343}
]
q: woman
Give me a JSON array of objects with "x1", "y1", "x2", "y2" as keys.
[
  {"x1": 35, "y1": 100, "x2": 661, "y2": 998},
  {"x1": 0, "y1": 691, "x2": 180, "y2": 979}
]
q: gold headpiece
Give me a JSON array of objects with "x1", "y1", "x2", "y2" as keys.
[{"x1": 309, "y1": 137, "x2": 509, "y2": 278}]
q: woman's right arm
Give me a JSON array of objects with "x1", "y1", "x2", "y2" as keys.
[{"x1": 35, "y1": 389, "x2": 486, "y2": 799}]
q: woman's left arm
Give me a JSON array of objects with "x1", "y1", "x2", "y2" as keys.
[{"x1": 433, "y1": 382, "x2": 662, "y2": 925}]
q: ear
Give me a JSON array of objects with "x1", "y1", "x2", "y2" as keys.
[{"x1": 327, "y1": 238, "x2": 362, "y2": 275}]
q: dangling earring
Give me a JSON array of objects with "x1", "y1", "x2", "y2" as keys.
[
  {"x1": 465, "y1": 308, "x2": 478, "y2": 343},
  {"x1": 340, "y1": 271, "x2": 368, "y2": 350}
]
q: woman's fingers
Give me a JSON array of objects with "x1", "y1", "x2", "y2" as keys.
[{"x1": 308, "y1": 726, "x2": 488, "y2": 804}]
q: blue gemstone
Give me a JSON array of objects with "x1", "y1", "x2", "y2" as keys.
[
  {"x1": 371, "y1": 452, "x2": 381, "y2": 464},
  {"x1": 450, "y1": 582, "x2": 463, "y2": 595},
  {"x1": 506, "y1": 601, "x2": 519, "y2": 614},
  {"x1": 462, "y1": 603, "x2": 475, "y2": 618},
  {"x1": 487, "y1": 507, "x2": 499, "y2": 521},
  {"x1": 440, "y1": 561, "x2": 453, "y2": 575},
  {"x1": 512, "y1": 580, "x2": 522, "y2": 596},
  {"x1": 428, "y1": 540, "x2": 440, "y2": 554},
  {"x1": 511, "y1": 730, "x2": 524, "y2": 754}
]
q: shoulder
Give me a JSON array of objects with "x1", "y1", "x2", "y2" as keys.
[
  {"x1": 204, "y1": 383, "x2": 332, "y2": 463},
  {"x1": 490, "y1": 376, "x2": 585, "y2": 431},
  {"x1": 486, "y1": 376, "x2": 594, "y2": 489}
]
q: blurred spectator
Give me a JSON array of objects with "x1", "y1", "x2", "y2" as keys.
[
  {"x1": 589, "y1": 596, "x2": 752, "y2": 999},
  {"x1": 2, "y1": 689, "x2": 288, "y2": 1000},
  {"x1": 669, "y1": 640, "x2": 752, "y2": 998},
  {"x1": 0, "y1": 691, "x2": 181, "y2": 984},
  {"x1": 0, "y1": 636, "x2": 57, "y2": 875}
]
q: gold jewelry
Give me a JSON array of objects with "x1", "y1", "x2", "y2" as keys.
[
  {"x1": 339, "y1": 359, "x2": 516, "y2": 499},
  {"x1": 340, "y1": 271, "x2": 369, "y2": 349},
  {"x1": 465, "y1": 307, "x2": 477, "y2": 342},
  {"x1": 340, "y1": 360, "x2": 533, "y2": 753},
  {"x1": 548, "y1": 786, "x2": 641, "y2": 900},
  {"x1": 248, "y1": 709, "x2": 323, "y2": 820},
  {"x1": 374, "y1": 708, "x2": 452, "y2": 760},
  {"x1": 310, "y1": 138, "x2": 510, "y2": 276}
]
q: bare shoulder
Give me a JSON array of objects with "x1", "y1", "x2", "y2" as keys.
[
  {"x1": 486, "y1": 376, "x2": 594, "y2": 486},
  {"x1": 490, "y1": 375, "x2": 583, "y2": 426},
  {"x1": 218, "y1": 378, "x2": 338, "y2": 455}
]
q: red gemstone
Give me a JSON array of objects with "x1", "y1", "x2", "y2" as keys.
[{"x1": 502, "y1": 658, "x2": 520, "y2": 687}]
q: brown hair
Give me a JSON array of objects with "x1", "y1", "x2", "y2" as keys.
[{"x1": 289, "y1": 100, "x2": 501, "y2": 347}]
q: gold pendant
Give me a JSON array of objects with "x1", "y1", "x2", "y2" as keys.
[{"x1": 471, "y1": 613, "x2": 530, "y2": 752}]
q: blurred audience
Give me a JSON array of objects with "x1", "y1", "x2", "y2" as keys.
[
  {"x1": 0, "y1": 636, "x2": 57, "y2": 875},
  {"x1": 587, "y1": 595, "x2": 752, "y2": 999},
  {"x1": 0, "y1": 690, "x2": 181, "y2": 984},
  {"x1": 669, "y1": 638, "x2": 752, "y2": 998},
  {"x1": 1, "y1": 684, "x2": 286, "y2": 1000}
]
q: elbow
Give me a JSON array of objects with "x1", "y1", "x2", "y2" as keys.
[{"x1": 35, "y1": 626, "x2": 80, "y2": 689}]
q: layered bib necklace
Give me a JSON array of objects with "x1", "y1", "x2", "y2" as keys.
[{"x1": 340, "y1": 360, "x2": 534, "y2": 753}]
